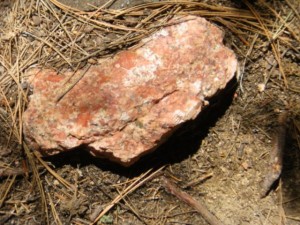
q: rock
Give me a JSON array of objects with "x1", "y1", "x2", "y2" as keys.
[{"x1": 23, "y1": 16, "x2": 237, "y2": 166}]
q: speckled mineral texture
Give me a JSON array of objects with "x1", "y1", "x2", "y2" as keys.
[{"x1": 23, "y1": 16, "x2": 237, "y2": 166}]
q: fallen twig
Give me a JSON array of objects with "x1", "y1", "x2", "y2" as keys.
[
  {"x1": 261, "y1": 111, "x2": 288, "y2": 197},
  {"x1": 161, "y1": 176, "x2": 224, "y2": 225},
  {"x1": 182, "y1": 172, "x2": 213, "y2": 189},
  {"x1": 0, "y1": 168, "x2": 27, "y2": 177}
]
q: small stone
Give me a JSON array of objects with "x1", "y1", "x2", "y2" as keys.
[
  {"x1": 32, "y1": 16, "x2": 42, "y2": 26},
  {"x1": 83, "y1": 25, "x2": 94, "y2": 33},
  {"x1": 87, "y1": 58, "x2": 97, "y2": 64},
  {"x1": 244, "y1": 146, "x2": 253, "y2": 155},
  {"x1": 241, "y1": 161, "x2": 249, "y2": 170},
  {"x1": 76, "y1": 168, "x2": 83, "y2": 177},
  {"x1": 257, "y1": 83, "x2": 265, "y2": 92},
  {"x1": 53, "y1": 179, "x2": 60, "y2": 186},
  {"x1": 23, "y1": 16, "x2": 237, "y2": 166}
]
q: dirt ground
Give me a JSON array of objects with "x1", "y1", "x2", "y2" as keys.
[{"x1": 0, "y1": 0, "x2": 299, "y2": 225}]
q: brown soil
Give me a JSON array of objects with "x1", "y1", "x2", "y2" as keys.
[{"x1": 0, "y1": 0, "x2": 299, "y2": 225}]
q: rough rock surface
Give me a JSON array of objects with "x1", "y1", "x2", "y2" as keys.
[{"x1": 23, "y1": 16, "x2": 237, "y2": 166}]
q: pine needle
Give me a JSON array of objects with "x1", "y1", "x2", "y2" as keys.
[
  {"x1": 243, "y1": 0, "x2": 288, "y2": 87},
  {"x1": 91, "y1": 166, "x2": 164, "y2": 225}
]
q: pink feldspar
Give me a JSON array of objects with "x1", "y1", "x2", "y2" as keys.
[{"x1": 23, "y1": 16, "x2": 237, "y2": 166}]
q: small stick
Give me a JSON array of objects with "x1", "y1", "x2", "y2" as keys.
[
  {"x1": 182, "y1": 172, "x2": 213, "y2": 189},
  {"x1": 261, "y1": 111, "x2": 287, "y2": 197},
  {"x1": 161, "y1": 176, "x2": 224, "y2": 225},
  {"x1": 0, "y1": 168, "x2": 26, "y2": 177},
  {"x1": 0, "y1": 165, "x2": 44, "y2": 178}
]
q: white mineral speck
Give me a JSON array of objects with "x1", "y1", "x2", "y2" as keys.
[{"x1": 191, "y1": 80, "x2": 202, "y2": 93}]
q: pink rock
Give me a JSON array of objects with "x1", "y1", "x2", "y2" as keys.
[{"x1": 23, "y1": 16, "x2": 237, "y2": 166}]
